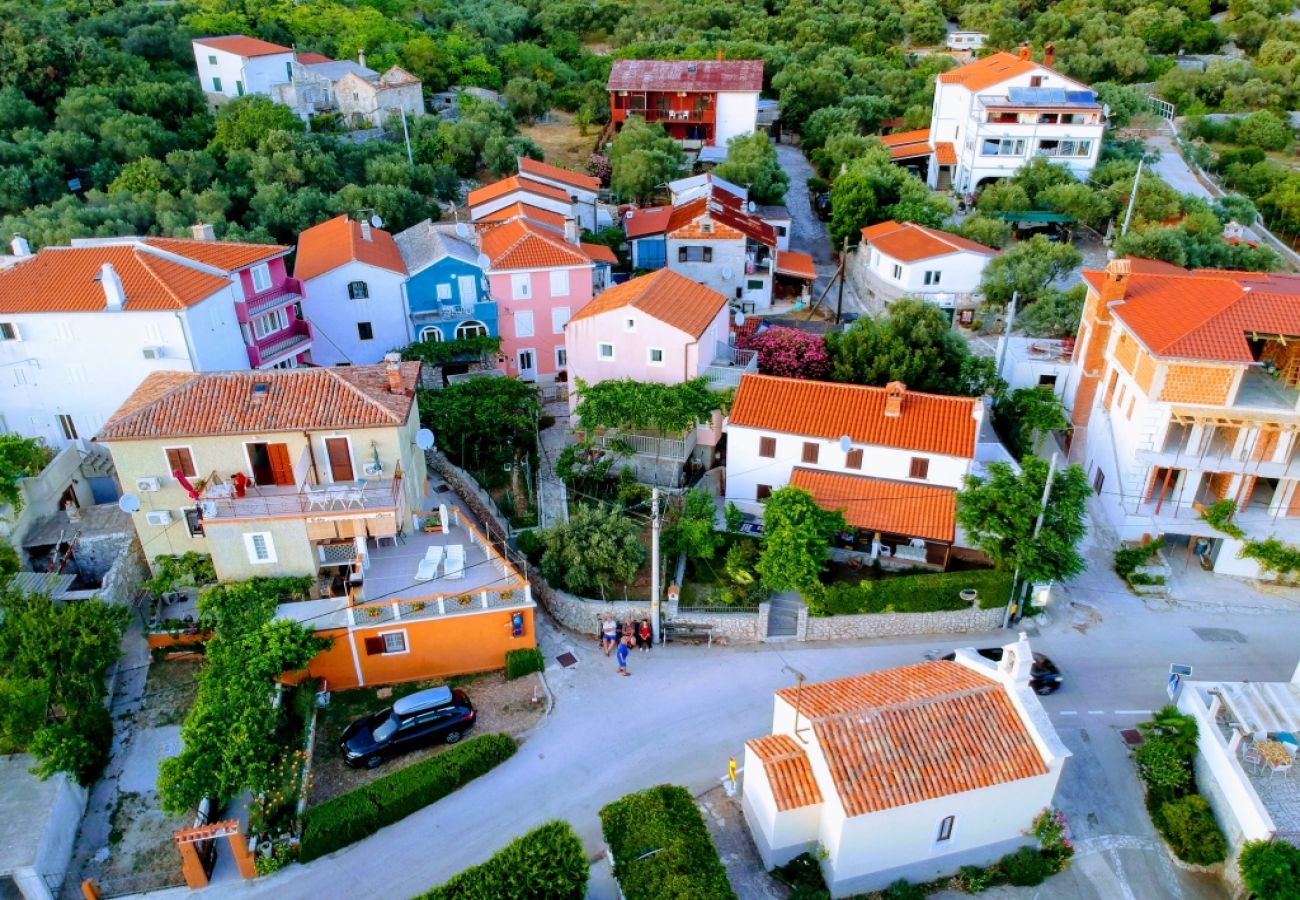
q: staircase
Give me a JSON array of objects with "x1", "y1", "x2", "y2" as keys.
[{"x1": 767, "y1": 593, "x2": 803, "y2": 639}]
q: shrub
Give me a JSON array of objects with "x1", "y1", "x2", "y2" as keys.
[
  {"x1": 815, "y1": 569, "x2": 1012, "y2": 616},
  {"x1": 300, "y1": 734, "x2": 516, "y2": 861},
  {"x1": 415, "y1": 820, "x2": 587, "y2": 899},
  {"x1": 599, "y1": 784, "x2": 735, "y2": 900},
  {"x1": 772, "y1": 852, "x2": 828, "y2": 899},
  {"x1": 513, "y1": 529, "x2": 543, "y2": 561},
  {"x1": 882, "y1": 880, "x2": 926, "y2": 900},
  {"x1": 1134, "y1": 738, "x2": 1192, "y2": 802},
  {"x1": 957, "y1": 864, "x2": 998, "y2": 892},
  {"x1": 1113, "y1": 539, "x2": 1164, "y2": 579},
  {"x1": 1239, "y1": 840, "x2": 1300, "y2": 900},
  {"x1": 1153, "y1": 795, "x2": 1226, "y2": 865},
  {"x1": 998, "y1": 846, "x2": 1053, "y2": 886},
  {"x1": 505, "y1": 647, "x2": 544, "y2": 680}
]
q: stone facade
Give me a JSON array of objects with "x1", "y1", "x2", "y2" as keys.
[{"x1": 802, "y1": 605, "x2": 1004, "y2": 641}]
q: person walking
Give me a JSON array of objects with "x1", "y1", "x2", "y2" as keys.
[
  {"x1": 616, "y1": 635, "x2": 632, "y2": 676},
  {"x1": 638, "y1": 618, "x2": 652, "y2": 652},
  {"x1": 601, "y1": 616, "x2": 617, "y2": 656}
]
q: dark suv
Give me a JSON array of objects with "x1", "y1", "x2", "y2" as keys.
[
  {"x1": 341, "y1": 686, "x2": 476, "y2": 768},
  {"x1": 939, "y1": 648, "x2": 1064, "y2": 695}
]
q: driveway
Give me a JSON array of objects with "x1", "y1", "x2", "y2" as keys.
[
  {"x1": 1145, "y1": 124, "x2": 1216, "y2": 202},
  {"x1": 776, "y1": 141, "x2": 863, "y2": 316}
]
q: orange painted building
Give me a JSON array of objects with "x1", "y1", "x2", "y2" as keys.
[{"x1": 1066, "y1": 257, "x2": 1300, "y2": 577}]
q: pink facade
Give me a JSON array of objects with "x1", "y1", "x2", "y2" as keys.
[
  {"x1": 232, "y1": 256, "x2": 313, "y2": 368},
  {"x1": 565, "y1": 302, "x2": 730, "y2": 388},
  {"x1": 493, "y1": 265, "x2": 594, "y2": 382}
]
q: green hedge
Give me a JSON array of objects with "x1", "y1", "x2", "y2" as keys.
[
  {"x1": 300, "y1": 733, "x2": 516, "y2": 862},
  {"x1": 505, "y1": 648, "x2": 544, "y2": 680},
  {"x1": 1240, "y1": 840, "x2": 1300, "y2": 899},
  {"x1": 414, "y1": 821, "x2": 587, "y2": 899},
  {"x1": 1152, "y1": 795, "x2": 1226, "y2": 865},
  {"x1": 813, "y1": 569, "x2": 1013, "y2": 616},
  {"x1": 600, "y1": 785, "x2": 735, "y2": 900}
]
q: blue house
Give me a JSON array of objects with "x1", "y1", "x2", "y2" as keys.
[
  {"x1": 624, "y1": 206, "x2": 670, "y2": 271},
  {"x1": 393, "y1": 220, "x2": 498, "y2": 344}
]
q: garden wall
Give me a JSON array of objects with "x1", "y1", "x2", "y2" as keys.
[
  {"x1": 803, "y1": 605, "x2": 1004, "y2": 641},
  {"x1": 536, "y1": 579, "x2": 651, "y2": 635}
]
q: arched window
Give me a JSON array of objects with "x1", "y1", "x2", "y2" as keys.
[
  {"x1": 420, "y1": 326, "x2": 443, "y2": 342},
  {"x1": 456, "y1": 320, "x2": 488, "y2": 339}
]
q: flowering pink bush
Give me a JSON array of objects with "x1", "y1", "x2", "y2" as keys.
[
  {"x1": 587, "y1": 153, "x2": 611, "y2": 185},
  {"x1": 737, "y1": 326, "x2": 831, "y2": 380}
]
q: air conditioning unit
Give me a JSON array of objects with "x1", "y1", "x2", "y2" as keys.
[
  {"x1": 142, "y1": 346, "x2": 164, "y2": 360},
  {"x1": 136, "y1": 477, "x2": 161, "y2": 492},
  {"x1": 146, "y1": 510, "x2": 173, "y2": 526}
]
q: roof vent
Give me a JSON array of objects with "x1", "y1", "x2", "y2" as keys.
[
  {"x1": 191, "y1": 223, "x2": 215, "y2": 242},
  {"x1": 98, "y1": 262, "x2": 127, "y2": 311},
  {"x1": 359, "y1": 221, "x2": 372, "y2": 242},
  {"x1": 10, "y1": 234, "x2": 30, "y2": 257},
  {"x1": 251, "y1": 381, "x2": 270, "y2": 396}
]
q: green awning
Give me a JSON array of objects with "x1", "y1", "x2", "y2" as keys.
[{"x1": 991, "y1": 211, "x2": 1076, "y2": 223}]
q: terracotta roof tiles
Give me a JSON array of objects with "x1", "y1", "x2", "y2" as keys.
[
  {"x1": 518, "y1": 156, "x2": 600, "y2": 192},
  {"x1": 581, "y1": 242, "x2": 619, "y2": 264},
  {"x1": 789, "y1": 468, "x2": 958, "y2": 542},
  {"x1": 860, "y1": 220, "x2": 997, "y2": 263},
  {"x1": 775, "y1": 251, "x2": 816, "y2": 281},
  {"x1": 479, "y1": 203, "x2": 568, "y2": 231},
  {"x1": 879, "y1": 128, "x2": 934, "y2": 160},
  {"x1": 142, "y1": 237, "x2": 287, "y2": 272},
  {"x1": 746, "y1": 734, "x2": 823, "y2": 811},
  {"x1": 478, "y1": 219, "x2": 592, "y2": 270},
  {"x1": 934, "y1": 142, "x2": 958, "y2": 166},
  {"x1": 294, "y1": 215, "x2": 406, "y2": 281},
  {"x1": 193, "y1": 35, "x2": 293, "y2": 57},
  {"x1": 624, "y1": 206, "x2": 672, "y2": 238},
  {"x1": 937, "y1": 51, "x2": 1039, "y2": 91},
  {"x1": 607, "y1": 59, "x2": 764, "y2": 93},
  {"x1": 729, "y1": 374, "x2": 979, "y2": 458},
  {"x1": 568, "y1": 268, "x2": 726, "y2": 337},
  {"x1": 466, "y1": 175, "x2": 572, "y2": 209}
]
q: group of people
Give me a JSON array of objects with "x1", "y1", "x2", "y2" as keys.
[{"x1": 601, "y1": 617, "x2": 652, "y2": 676}]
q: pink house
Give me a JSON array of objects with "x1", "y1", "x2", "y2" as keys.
[{"x1": 480, "y1": 217, "x2": 600, "y2": 382}]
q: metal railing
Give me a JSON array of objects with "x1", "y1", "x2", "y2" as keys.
[
  {"x1": 200, "y1": 476, "x2": 402, "y2": 520},
  {"x1": 595, "y1": 428, "x2": 695, "y2": 461},
  {"x1": 677, "y1": 605, "x2": 760, "y2": 614}
]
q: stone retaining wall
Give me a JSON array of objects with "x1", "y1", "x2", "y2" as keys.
[
  {"x1": 803, "y1": 605, "x2": 1004, "y2": 641},
  {"x1": 426, "y1": 450, "x2": 511, "y2": 537},
  {"x1": 539, "y1": 580, "x2": 651, "y2": 634}
]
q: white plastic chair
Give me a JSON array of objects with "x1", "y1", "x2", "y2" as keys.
[
  {"x1": 423, "y1": 545, "x2": 444, "y2": 574},
  {"x1": 305, "y1": 484, "x2": 330, "y2": 511},
  {"x1": 1243, "y1": 744, "x2": 1265, "y2": 774},
  {"x1": 415, "y1": 558, "x2": 439, "y2": 582},
  {"x1": 444, "y1": 544, "x2": 465, "y2": 579}
]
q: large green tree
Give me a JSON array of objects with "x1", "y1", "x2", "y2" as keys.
[
  {"x1": 979, "y1": 235, "x2": 1084, "y2": 306},
  {"x1": 664, "y1": 488, "x2": 726, "y2": 565},
  {"x1": 418, "y1": 376, "x2": 540, "y2": 473},
  {"x1": 713, "y1": 131, "x2": 789, "y2": 204},
  {"x1": 539, "y1": 504, "x2": 647, "y2": 598},
  {"x1": 608, "y1": 116, "x2": 684, "y2": 203},
  {"x1": 0, "y1": 435, "x2": 52, "y2": 513},
  {"x1": 955, "y1": 456, "x2": 1090, "y2": 585},
  {"x1": 755, "y1": 486, "x2": 845, "y2": 592}
]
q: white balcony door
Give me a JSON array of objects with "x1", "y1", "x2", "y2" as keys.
[{"x1": 517, "y1": 349, "x2": 537, "y2": 382}]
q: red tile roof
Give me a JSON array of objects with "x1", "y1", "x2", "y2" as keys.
[
  {"x1": 607, "y1": 59, "x2": 764, "y2": 93},
  {"x1": 568, "y1": 268, "x2": 726, "y2": 337},
  {"x1": 624, "y1": 206, "x2": 672, "y2": 238},
  {"x1": 729, "y1": 374, "x2": 979, "y2": 458},
  {"x1": 141, "y1": 237, "x2": 287, "y2": 272},
  {"x1": 879, "y1": 129, "x2": 934, "y2": 160},
  {"x1": 860, "y1": 220, "x2": 997, "y2": 263},
  {"x1": 193, "y1": 35, "x2": 293, "y2": 58},
  {"x1": 97, "y1": 363, "x2": 421, "y2": 441},
  {"x1": 466, "y1": 176, "x2": 572, "y2": 209},
  {"x1": 517, "y1": 156, "x2": 600, "y2": 192},
  {"x1": 296, "y1": 52, "x2": 333, "y2": 65},
  {"x1": 294, "y1": 215, "x2": 406, "y2": 281},
  {"x1": 479, "y1": 219, "x2": 592, "y2": 270},
  {"x1": 775, "y1": 251, "x2": 816, "y2": 281},
  {"x1": 746, "y1": 734, "x2": 823, "y2": 811},
  {"x1": 479, "y1": 203, "x2": 568, "y2": 231},
  {"x1": 581, "y1": 242, "x2": 619, "y2": 264},
  {"x1": 775, "y1": 661, "x2": 1048, "y2": 816},
  {"x1": 934, "y1": 142, "x2": 958, "y2": 166},
  {"x1": 789, "y1": 469, "x2": 958, "y2": 542},
  {"x1": 938, "y1": 51, "x2": 1038, "y2": 91},
  {"x1": 1083, "y1": 262, "x2": 1300, "y2": 362},
  {"x1": 0, "y1": 244, "x2": 234, "y2": 313}
]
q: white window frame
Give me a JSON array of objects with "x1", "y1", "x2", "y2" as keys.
[
  {"x1": 891, "y1": 263, "x2": 903, "y2": 281},
  {"x1": 379, "y1": 629, "x2": 409, "y2": 655},
  {"x1": 163, "y1": 445, "x2": 198, "y2": 479},
  {"x1": 511, "y1": 273, "x2": 531, "y2": 300},
  {"x1": 436, "y1": 283, "x2": 452, "y2": 301},
  {"x1": 551, "y1": 307, "x2": 571, "y2": 334},
  {"x1": 515, "y1": 310, "x2": 535, "y2": 338},
  {"x1": 252, "y1": 308, "x2": 288, "y2": 340},
  {"x1": 647, "y1": 347, "x2": 664, "y2": 366},
  {"x1": 244, "y1": 531, "x2": 277, "y2": 565},
  {"x1": 455, "y1": 320, "x2": 488, "y2": 339},
  {"x1": 597, "y1": 342, "x2": 615, "y2": 361},
  {"x1": 517, "y1": 349, "x2": 536, "y2": 376},
  {"x1": 555, "y1": 346, "x2": 567, "y2": 369},
  {"x1": 250, "y1": 263, "x2": 272, "y2": 293},
  {"x1": 420, "y1": 326, "x2": 443, "y2": 342},
  {"x1": 549, "y1": 269, "x2": 570, "y2": 297}
]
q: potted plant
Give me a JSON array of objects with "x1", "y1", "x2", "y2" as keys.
[
  {"x1": 410, "y1": 601, "x2": 426, "y2": 612},
  {"x1": 423, "y1": 514, "x2": 441, "y2": 533},
  {"x1": 455, "y1": 595, "x2": 473, "y2": 607},
  {"x1": 364, "y1": 606, "x2": 382, "y2": 619}
]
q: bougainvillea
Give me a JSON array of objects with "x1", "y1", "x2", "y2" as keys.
[{"x1": 737, "y1": 326, "x2": 831, "y2": 380}]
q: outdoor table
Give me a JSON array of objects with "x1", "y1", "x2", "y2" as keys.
[{"x1": 1255, "y1": 740, "x2": 1293, "y2": 770}]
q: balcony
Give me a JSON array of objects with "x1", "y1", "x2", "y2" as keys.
[
  {"x1": 243, "y1": 277, "x2": 305, "y2": 319},
  {"x1": 1235, "y1": 367, "x2": 1300, "y2": 413},
  {"x1": 594, "y1": 427, "x2": 696, "y2": 461},
  {"x1": 199, "y1": 476, "x2": 403, "y2": 521},
  {"x1": 247, "y1": 318, "x2": 313, "y2": 368},
  {"x1": 704, "y1": 343, "x2": 757, "y2": 389}
]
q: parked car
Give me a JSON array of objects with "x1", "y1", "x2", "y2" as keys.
[
  {"x1": 811, "y1": 191, "x2": 832, "y2": 221},
  {"x1": 341, "y1": 686, "x2": 476, "y2": 768},
  {"x1": 1013, "y1": 223, "x2": 1068, "y2": 243},
  {"x1": 938, "y1": 648, "x2": 1064, "y2": 695}
]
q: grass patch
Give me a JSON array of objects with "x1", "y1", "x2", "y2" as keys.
[{"x1": 811, "y1": 568, "x2": 1011, "y2": 616}]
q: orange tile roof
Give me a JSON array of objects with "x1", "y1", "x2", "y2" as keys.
[
  {"x1": 937, "y1": 51, "x2": 1038, "y2": 91},
  {"x1": 775, "y1": 661, "x2": 1048, "y2": 816},
  {"x1": 879, "y1": 128, "x2": 933, "y2": 160},
  {"x1": 97, "y1": 363, "x2": 421, "y2": 441},
  {"x1": 789, "y1": 468, "x2": 957, "y2": 542},
  {"x1": 624, "y1": 206, "x2": 672, "y2": 238},
  {"x1": 569, "y1": 268, "x2": 726, "y2": 336},
  {"x1": 1084, "y1": 262, "x2": 1300, "y2": 362},
  {"x1": 466, "y1": 175, "x2": 572, "y2": 209},
  {"x1": 0, "y1": 244, "x2": 233, "y2": 313},
  {"x1": 775, "y1": 251, "x2": 816, "y2": 281},
  {"x1": 294, "y1": 215, "x2": 406, "y2": 281},
  {"x1": 729, "y1": 374, "x2": 979, "y2": 458},
  {"x1": 934, "y1": 141, "x2": 958, "y2": 166},
  {"x1": 581, "y1": 242, "x2": 619, "y2": 264},
  {"x1": 665, "y1": 197, "x2": 714, "y2": 235},
  {"x1": 193, "y1": 35, "x2": 293, "y2": 57},
  {"x1": 296, "y1": 51, "x2": 332, "y2": 65},
  {"x1": 860, "y1": 220, "x2": 997, "y2": 263},
  {"x1": 479, "y1": 203, "x2": 568, "y2": 231},
  {"x1": 517, "y1": 156, "x2": 600, "y2": 192},
  {"x1": 746, "y1": 734, "x2": 823, "y2": 811},
  {"x1": 479, "y1": 219, "x2": 592, "y2": 271},
  {"x1": 142, "y1": 237, "x2": 287, "y2": 272}
]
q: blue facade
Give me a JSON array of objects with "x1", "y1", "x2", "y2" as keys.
[
  {"x1": 405, "y1": 256, "x2": 498, "y2": 343},
  {"x1": 631, "y1": 237, "x2": 666, "y2": 270}
]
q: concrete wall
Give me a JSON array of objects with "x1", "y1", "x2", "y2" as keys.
[
  {"x1": 0, "y1": 443, "x2": 99, "y2": 548},
  {"x1": 565, "y1": 303, "x2": 727, "y2": 390},
  {"x1": 665, "y1": 236, "x2": 747, "y2": 305},
  {"x1": 715, "y1": 91, "x2": 760, "y2": 146},
  {"x1": 860, "y1": 247, "x2": 989, "y2": 297},
  {"x1": 299, "y1": 261, "x2": 409, "y2": 366}
]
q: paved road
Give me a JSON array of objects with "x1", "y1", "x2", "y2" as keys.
[
  {"x1": 776, "y1": 141, "x2": 863, "y2": 317},
  {"x1": 1145, "y1": 125, "x2": 1216, "y2": 202}
]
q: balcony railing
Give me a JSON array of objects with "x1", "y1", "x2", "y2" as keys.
[
  {"x1": 349, "y1": 584, "x2": 532, "y2": 627},
  {"x1": 247, "y1": 319, "x2": 313, "y2": 368},
  {"x1": 705, "y1": 342, "x2": 758, "y2": 389},
  {"x1": 199, "y1": 476, "x2": 402, "y2": 521},
  {"x1": 243, "y1": 277, "x2": 305, "y2": 319},
  {"x1": 595, "y1": 428, "x2": 696, "y2": 461}
]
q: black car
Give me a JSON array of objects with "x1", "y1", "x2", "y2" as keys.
[
  {"x1": 341, "y1": 686, "x2": 476, "y2": 768},
  {"x1": 811, "y1": 191, "x2": 832, "y2": 222},
  {"x1": 939, "y1": 648, "x2": 1064, "y2": 695}
]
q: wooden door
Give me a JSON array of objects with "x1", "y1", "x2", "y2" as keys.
[
  {"x1": 325, "y1": 437, "x2": 354, "y2": 482},
  {"x1": 268, "y1": 443, "x2": 295, "y2": 486}
]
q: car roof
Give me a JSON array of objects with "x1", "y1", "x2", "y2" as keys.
[{"x1": 393, "y1": 686, "x2": 454, "y2": 716}]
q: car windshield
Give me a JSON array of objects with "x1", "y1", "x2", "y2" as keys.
[{"x1": 372, "y1": 713, "x2": 399, "y2": 742}]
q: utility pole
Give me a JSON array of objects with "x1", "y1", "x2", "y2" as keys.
[
  {"x1": 834, "y1": 235, "x2": 849, "y2": 325},
  {"x1": 392, "y1": 106, "x2": 414, "y2": 171},
  {"x1": 995, "y1": 292, "x2": 1018, "y2": 385},
  {"x1": 650, "y1": 487, "x2": 662, "y2": 644},
  {"x1": 1004, "y1": 451, "x2": 1058, "y2": 629},
  {"x1": 1121, "y1": 158, "x2": 1143, "y2": 237}
]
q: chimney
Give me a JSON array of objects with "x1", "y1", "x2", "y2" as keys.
[
  {"x1": 1043, "y1": 42, "x2": 1055, "y2": 68},
  {"x1": 883, "y1": 381, "x2": 906, "y2": 418},
  {"x1": 564, "y1": 217, "x2": 578, "y2": 245},
  {"x1": 358, "y1": 48, "x2": 367, "y2": 69},
  {"x1": 1100, "y1": 257, "x2": 1132, "y2": 305},
  {"x1": 360, "y1": 221, "x2": 372, "y2": 242},
  {"x1": 10, "y1": 234, "x2": 30, "y2": 257},
  {"x1": 99, "y1": 262, "x2": 126, "y2": 311},
  {"x1": 190, "y1": 223, "x2": 215, "y2": 241},
  {"x1": 716, "y1": 49, "x2": 724, "y2": 62},
  {"x1": 1018, "y1": 43, "x2": 1031, "y2": 61},
  {"x1": 384, "y1": 351, "x2": 403, "y2": 393}
]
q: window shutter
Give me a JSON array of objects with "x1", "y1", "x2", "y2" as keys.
[
  {"x1": 759, "y1": 436, "x2": 776, "y2": 458},
  {"x1": 846, "y1": 448, "x2": 863, "y2": 470},
  {"x1": 364, "y1": 636, "x2": 384, "y2": 656},
  {"x1": 910, "y1": 457, "x2": 930, "y2": 480}
]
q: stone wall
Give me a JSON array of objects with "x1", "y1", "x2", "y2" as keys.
[
  {"x1": 426, "y1": 450, "x2": 510, "y2": 537},
  {"x1": 538, "y1": 579, "x2": 651, "y2": 634},
  {"x1": 803, "y1": 605, "x2": 1004, "y2": 641}
]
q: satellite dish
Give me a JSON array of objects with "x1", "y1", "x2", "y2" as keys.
[
  {"x1": 118, "y1": 494, "x2": 141, "y2": 513},
  {"x1": 747, "y1": 201, "x2": 756, "y2": 213},
  {"x1": 416, "y1": 428, "x2": 435, "y2": 450},
  {"x1": 839, "y1": 435, "x2": 852, "y2": 454},
  {"x1": 721, "y1": 266, "x2": 733, "y2": 280},
  {"x1": 733, "y1": 310, "x2": 746, "y2": 327},
  {"x1": 455, "y1": 222, "x2": 469, "y2": 239},
  {"x1": 370, "y1": 214, "x2": 384, "y2": 229},
  {"x1": 476, "y1": 253, "x2": 491, "y2": 270}
]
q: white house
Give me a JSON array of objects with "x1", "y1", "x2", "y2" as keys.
[
  {"x1": 516, "y1": 157, "x2": 602, "y2": 233},
  {"x1": 0, "y1": 234, "x2": 278, "y2": 449},
  {"x1": 295, "y1": 215, "x2": 409, "y2": 366},
  {"x1": 467, "y1": 175, "x2": 580, "y2": 229},
  {"x1": 0, "y1": 755, "x2": 88, "y2": 900},
  {"x1": 725, "y1": 374, "x2": 982, "y2": 566},
  {"x1": 191, "y1": 35, "x2": 294, "y2": 101},
  {"x1": 742, "y1": 635, "x2": 1070, "y2": 897},
  {"x1": 855, "y1": 220, "x2": 997, "y2": 313}
]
